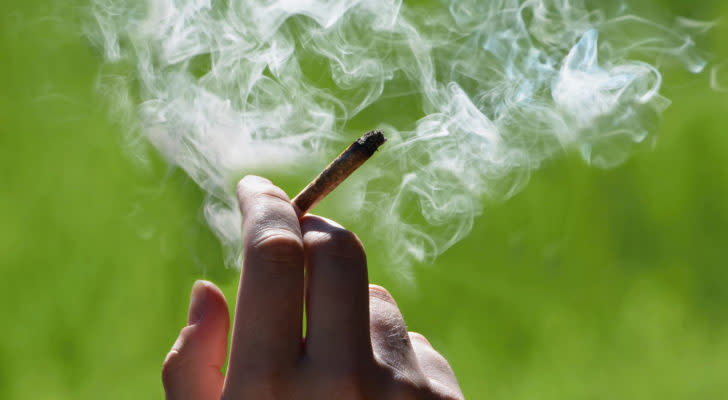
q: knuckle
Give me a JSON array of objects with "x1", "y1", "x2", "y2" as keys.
[
  {"x1": 370, "y1": 311, "x2": 411, "y2": 355},
  {"x1": 375, "y1": 323, "x2": 411, "y2": 351},
  {"x1": 371, "y1": 311, "x2": 405, "y2": 334},
  {"x1": 314, "y1": 228, "x2": 366, "y2": 263},
  {"x1": 250, "y1": 229, "x2": 304, "y2": 266}
]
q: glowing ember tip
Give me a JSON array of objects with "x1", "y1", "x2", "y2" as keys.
[{"x1": 292, "y1": 130, "x2": 386, "y2": 217}]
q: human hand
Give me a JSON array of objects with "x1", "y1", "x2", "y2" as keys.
[{"x1": 162, "y1": 176, "x2": 464, "y2": 399}]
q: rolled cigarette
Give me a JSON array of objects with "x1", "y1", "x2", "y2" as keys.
[{"x1": 292, "y1": 130, "x2": 386, "y2": 216}]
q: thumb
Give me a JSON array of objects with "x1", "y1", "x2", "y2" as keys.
[{"x1": 163, "y1": 280, "x2": 230, "y2": 400}]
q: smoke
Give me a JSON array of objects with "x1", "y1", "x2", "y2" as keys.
[{"x1": 88, "y1": 0, "x2": 711, "y2": 272}]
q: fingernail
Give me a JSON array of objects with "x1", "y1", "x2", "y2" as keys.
[{"x1": 188, "y1": 280, "x2": 208, "y2": 325}]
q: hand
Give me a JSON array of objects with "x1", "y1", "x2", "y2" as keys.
[{"x1": 162, "y1": 176, "x2": 464, "y2": 399}]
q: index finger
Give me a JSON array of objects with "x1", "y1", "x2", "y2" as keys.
[{"x1": 224, "y1": 176, "x2": 304, "y2": 384}]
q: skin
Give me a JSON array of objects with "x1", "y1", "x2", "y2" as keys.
[{"x1": 162, "y1": 176, "x2": 464, "y2": 399}]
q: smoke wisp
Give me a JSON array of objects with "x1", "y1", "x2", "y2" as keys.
[{"x1": 88, "y1": 0, "x2": 711, "y2": 273}]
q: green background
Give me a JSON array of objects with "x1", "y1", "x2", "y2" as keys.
[{"x1": 2, "y1": 1, "x2": 727, "y2": 398}]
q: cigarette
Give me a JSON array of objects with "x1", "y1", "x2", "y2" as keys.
[{"x1": 292, "y1": 130, "x2": 386, "y2": 216}]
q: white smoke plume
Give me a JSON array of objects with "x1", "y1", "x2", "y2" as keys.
[{"x1": 88, "y1": 0, "x2": 711, "y2": 272}]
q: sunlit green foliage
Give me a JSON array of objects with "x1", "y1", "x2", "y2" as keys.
[{"x1": 1, "y1": 1, "x2": 727, "y2": 398}]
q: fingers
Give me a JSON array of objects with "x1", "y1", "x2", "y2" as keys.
[
  {"x1": 369, "y1": 286, "x2": 463, "y2": 398},
  {"x1": 368, "y1": 285, "x2": 426, "y2": 385},
  {"x1": 163, "y1": 281, "x2": 230, "y2": 400},
  {"x1": 409, "y1": 333, "x2": 464, "y2": 400},
  {"x1": 226, "y1": 176, "x2": 305, "y2": 380},
  {"x1": 300, "y1": 215, "x2": 370, "y2": 366}
]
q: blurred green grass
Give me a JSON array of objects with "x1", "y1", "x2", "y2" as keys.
[{"x1": 2, "y1": 0, "x2": 728, "y2": 399}]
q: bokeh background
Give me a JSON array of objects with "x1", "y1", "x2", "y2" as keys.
[{"x1": 2, "y1": 0, "x2": 728, "y2": 399}]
